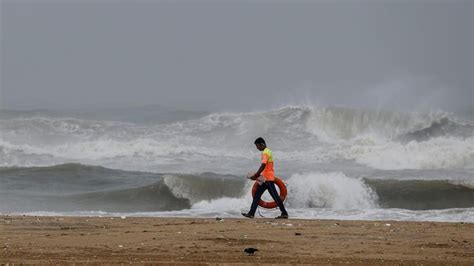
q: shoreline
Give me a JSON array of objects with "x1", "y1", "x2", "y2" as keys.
[{"x1": 1, "y1": 215, "x2": 473, "y2": 264}]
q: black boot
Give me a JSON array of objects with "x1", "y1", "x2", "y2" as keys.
[
  {"x1": 275, "y1": 213, "x2": 288, "y2": 219},
  {"x1": 241, "y1": 212, "x2": 254, "y2": 218}
]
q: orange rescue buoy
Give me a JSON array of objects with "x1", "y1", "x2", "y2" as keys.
[{"x1": 251, "y1": 177, "x2": 287, "y2": 209}]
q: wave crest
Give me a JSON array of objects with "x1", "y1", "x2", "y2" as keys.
[
  {"x1": 285, "y1": 172, "x2": 378, "y2": 209},
  {"x1": 1, "y1": 105, "x2": 473, "y2": 171}
]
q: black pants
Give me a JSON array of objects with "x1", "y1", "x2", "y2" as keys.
[{"x1": 249, "y1": 181, "x2": 288, "y2": 215}]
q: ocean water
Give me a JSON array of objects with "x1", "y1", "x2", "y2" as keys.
[{"x1": 1, "y1": 105, "x2": 473, "y2": 222}]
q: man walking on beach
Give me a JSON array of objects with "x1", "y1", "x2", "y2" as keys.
[{"x1": 242, "y1": 137, "x2": 289, "y2": 219}]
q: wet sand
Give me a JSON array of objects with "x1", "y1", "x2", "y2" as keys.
[{"x1": 1, "y1": 215, "x2": 473, "y2": 265}]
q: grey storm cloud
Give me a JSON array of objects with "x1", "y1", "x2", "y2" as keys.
[{"x1": 1, "y1": 1, "x2": 473, "y2": 113}]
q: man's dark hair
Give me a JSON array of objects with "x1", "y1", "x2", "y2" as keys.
[{"x1": 254, "y1": 137, "x2": 266, "y2": 145}]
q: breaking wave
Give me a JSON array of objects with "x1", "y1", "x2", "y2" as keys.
[
  {"x1": 2, "y1": 164, "x2": 472, "y2": 215},
  {"x1": 1, "y1": 106, "x2": 473, "y2": 172},
  {"x1": 0, "y1": 164, "x2": 245, "y2": 213}
]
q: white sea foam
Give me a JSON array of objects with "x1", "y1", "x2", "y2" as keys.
[
  {"x1": 188, "y1": 172, "x2": 378, "y2": 216},
  {"x1": 341, "y1": 136, "x2": 474, "y2": 170},
  {"x1": 285, "y1": 172, "x2": 378, "y2": 209},
  {"x1": 6, "y1": 208, "x2": 474, "y2": 223},
  {"x1": 2, "y1": 106, "x2": 473, "y2": 222},
  {"x1": 1, "y1": 106, "x2": 473, "y2": 172}
]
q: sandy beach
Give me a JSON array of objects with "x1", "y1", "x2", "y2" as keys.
[{"x1": 1, "y1": 215, "x2": 473, "y2": 265}]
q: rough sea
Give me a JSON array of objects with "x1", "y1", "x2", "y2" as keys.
[{"x1": 1, "y1": 105, "x2": 473, "y2": 222}]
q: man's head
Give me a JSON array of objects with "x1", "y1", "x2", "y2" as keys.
[{"x1": 254, "y1": 137, "x2": 266, "y2": 151}]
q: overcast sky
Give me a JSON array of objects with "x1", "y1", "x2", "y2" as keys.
[{"x1": 1, "y1": 1, "x2": 473, "y2": 113}]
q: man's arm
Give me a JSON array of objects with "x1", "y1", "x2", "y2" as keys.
[{"x1": 251, "y1": 163, "x2": 266, "y2": 180}]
